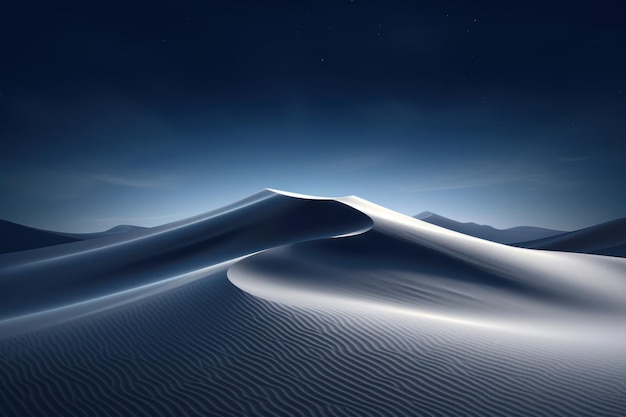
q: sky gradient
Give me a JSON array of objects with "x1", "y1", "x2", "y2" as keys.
[{"x1": 2, "y1": 0, "x2": 625, "y2": 232}]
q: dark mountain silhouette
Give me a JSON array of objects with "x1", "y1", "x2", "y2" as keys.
[
  {"x1": 414, "y1": 211, "x2": 564, "y2": 244},
  {"x1": 59, "y1": 225, "x2": 148, "y2": 240},
  {"x1": 514, "y1": 217, "x2": 626, "y2": 257}
]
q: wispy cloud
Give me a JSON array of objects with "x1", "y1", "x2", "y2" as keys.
[
  {"x1": 86, "y1": 173, "x2": 170, "y2": 188},
  {"x1": 398, "y1": 160, "x2": 581, "y2": 193},
  {"x1": 558, "y1": 156, "x2": 590, "y2": 163},
  {"x1": 399, "y1": 172, "x2": 540, "y2": 193},
  {"x1": 325, "y1": 150, "x2": 396, "y2": 173},
  {"x1": 331, "y1": 156, "x2": 384, "y2": 172},
  {"x1": 0, "y1": 166, "x2": 173, "y2": 201}
]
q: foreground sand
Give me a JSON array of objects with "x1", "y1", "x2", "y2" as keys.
[{"x1": 1, "y1": 189, "x2": 625, "y2": 416}]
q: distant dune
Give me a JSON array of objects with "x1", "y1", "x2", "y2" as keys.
[
  {"x1": 0, "y1": 220, "x2": 148, "y2": 255},
  {"x1": 59, "y1": 224, "x2": 148, "y2": 240},
  {"x1": 415, "y1": 211, "x2": 626, "y2": 258},
  {"x1": 0, "y1": 219, "x2": 80, "y2": 254},
  {"x1": 513, "y1": 217, "x2": 626, "y2": 258},
  {"x1": 414, "y1": 211, "x2": 564, "y2": 243},
  {"x1": 1, "y1": 190, "x2": 625, "y2": 417}
]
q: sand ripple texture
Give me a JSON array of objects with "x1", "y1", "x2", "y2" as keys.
[{"x1": 1, "y1": 189, "x2": 626, "y2": 416}]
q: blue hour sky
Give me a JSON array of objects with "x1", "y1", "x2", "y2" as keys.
[{"x1": 1, "y1": 0, "x2": 625, "y2": 232}]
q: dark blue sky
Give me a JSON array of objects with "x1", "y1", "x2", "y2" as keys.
[{"x1": 1, "y1": 0, "x2": 625, "y2": 232}]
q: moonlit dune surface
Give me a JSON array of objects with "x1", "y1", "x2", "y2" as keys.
[{"x1": 1, "y1": 189, "x2": 626, "y2": 417}]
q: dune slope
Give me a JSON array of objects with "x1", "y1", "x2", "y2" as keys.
[
  {"x1": 0, "y1": 219, "x2": 80, "y2": 254},
  {"x1": 0, "y1": 189, "x2": 371, "y2": 319},
  {"x1": 1, "y1": 189, "x2": 625, "y2": 417},
  {"x1": 230, "y1": 195, "x2": 626, "y2": 332}
]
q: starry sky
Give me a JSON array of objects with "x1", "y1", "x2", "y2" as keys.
[{"x1": 1, "y1": 0, "x2": 625, "y2": 232}]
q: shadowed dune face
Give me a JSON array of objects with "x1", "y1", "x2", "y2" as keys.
[
  {"x1": 1, "y1": 189, "x2": 626, "y2": 417},
  {"x1": 229, "y1": 231, "x2": 579, "y2": 317},
  {"x1": 230, "y1": 195, "x2": 626, "y2": 332},
  {"x1": 229, "y1": 226, "x2": 626, "y2": 329},
  {"x1": 2, "y1": 189, "x2": 626, "y2": 332},
  {"x1": 0, "y1": 190, "x2": 372, "y2": 319},
  {"x1": 0, "y1": 220, "x2": 80, "y2": 254}
]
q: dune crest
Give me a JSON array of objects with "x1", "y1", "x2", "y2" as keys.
[
  {"x1": 228, "y1": 194, "x2": 626, "y2": 337},
  {"x1": 0, "y1": 189, "x2": 371, "y2": 325},
  {"x1": 2, "y1": 189, "x2": 626, "y2": 417}
]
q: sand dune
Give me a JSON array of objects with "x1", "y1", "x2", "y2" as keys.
[
  {"x1": 515, "y1": 217, "x2": 626, "y2": 257},
  {"x1": 0, "y1": 221, "x2": 149, "y2": 255},
  {"x1": 0, "y1": 189, "x2": 371, "y2": 319},
  {"x1": 231, "y1": 194, "x2": 626, "y2": 334},
  {"x1": 1, "y1": 189, "x2": 625, "y2": 416},
  {"x1": 0, "y1": 219, "x2": 80, "y2": 254},
  {"x1": 58, "y1": 224, "x2": 149, "y2": 240}
]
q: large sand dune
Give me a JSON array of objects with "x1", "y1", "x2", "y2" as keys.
[{"x1": 1, "y1": 189, "x2": 625, "y2": 416}]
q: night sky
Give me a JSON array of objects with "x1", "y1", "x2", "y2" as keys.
[{"x1": 1, "y1": 0, "x2": 625, "y2": 232}]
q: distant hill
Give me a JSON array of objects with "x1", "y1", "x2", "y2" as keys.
[
  {"x1": 0, "y1": 221, "x2": 147, "y2": 254},
  {"x1": 0, "y1": 220, "x2": 80, "y2": 254},
  {"x1": 59, "y1": 225, "x2": 147, "y2": 240},
  {"x1": 414, "y1": 211, "x2": 564, "y2": 244},
  {"x1": 514, "y1": 217, "x2": 626, "y2": 258}
]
